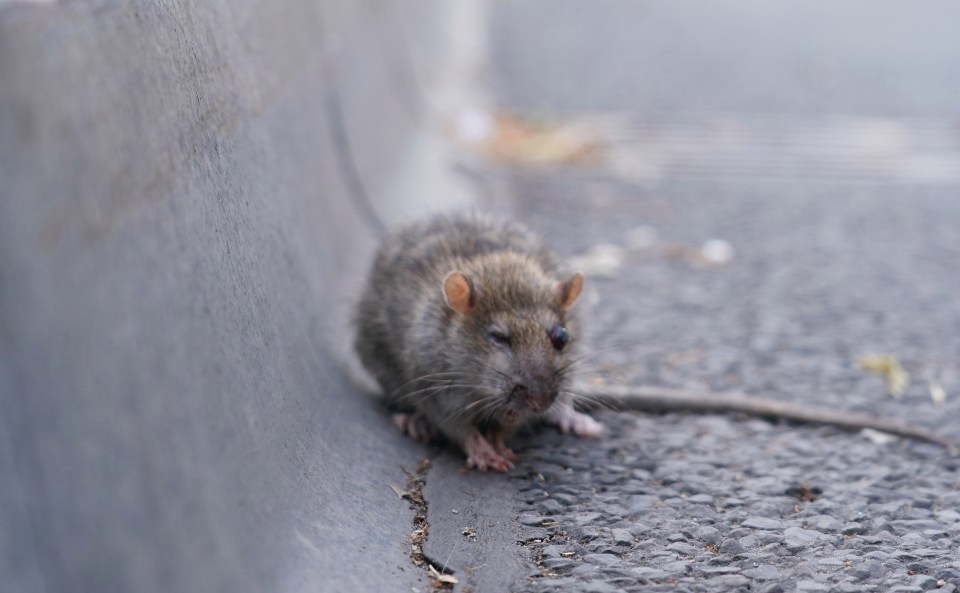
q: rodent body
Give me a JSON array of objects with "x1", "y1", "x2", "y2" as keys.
[{"x1": 354, "y1": 214, "x2": 602, "y2": 471}]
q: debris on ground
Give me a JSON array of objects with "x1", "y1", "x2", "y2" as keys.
[
  {"x1": 451, "y1": 109, "x2": 603, "y2": 166},
  {"x1": 929, "y1": 381, "x2": 947, "y2": 406},
  {"x1": 664, "y1": 239, "x2": 736, "y2": 268},
  {"x1": 857, "y1": 354, "x2": 910, "y2": 397},
  {"x1": 699, "y1": 239, "x2": 736, "y2": 265},
  {"x1": 404, "y1": 460, "x2": 431, "y2": 569},
  {"x1": 860, "y1": 427, "x2": 900, "y2": 446},
  {"x1": 925, "y1": 369, "x2": 947, "y2": 406},
  {"x1": 568, "y1": 243, "x2": 625, "y2": 278},
  {"x1": 428, "y1": 564, "x2": 458, "y2": 586}
]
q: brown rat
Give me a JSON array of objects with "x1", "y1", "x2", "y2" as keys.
[
  {"x1": 353, "y1": 214, "x2": 602, "y2": 471},
  {"x1": 354, "y1": 215, "x2": 956, "y2": 469}
]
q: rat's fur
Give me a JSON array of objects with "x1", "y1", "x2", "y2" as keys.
[{"x1": 354, "y1": 214, "x2": 601, "y2": 471}]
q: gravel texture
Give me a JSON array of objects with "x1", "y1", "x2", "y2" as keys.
[
  {"x1": 510, "y1": 410, "x2": 959, "y2": 592},
  {"x1": 487, "y1": 171, "x2": 960, "y2": 593}
]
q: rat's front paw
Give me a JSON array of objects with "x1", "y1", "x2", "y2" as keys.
[
  {"x1": 546, "y1": 402, "x2": 604, "y2": 438},
  {"x1": 466, "y1": 450, "x2": 514, "y2": 473},
  {"x1": 563, "y1": 412, "x2": 604, "y2": 437},
  {"x1": 491, "y1": 434, "x2": 517, "y2": 462},
  {"x1": 495, "y1": 446, "x2": 517, "y2": 463},
  {"x1": 464, "y1": 432, "x2": 514, "y2": 472}
]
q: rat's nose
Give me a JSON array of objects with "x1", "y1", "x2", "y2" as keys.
[{"x1": 511, "y1": 384, "x2": 552, "y2": 413}]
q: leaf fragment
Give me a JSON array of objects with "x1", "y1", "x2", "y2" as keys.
[
  {"x1": 388, "y1": 483, "x2": 410, "y2": 499},
  {"x1": 451, "y1": 110, "x2": 603, "y2": 166},
  {"x1": 928, "y1": 378, "x2": 947, "y2": 406},
  {"x1": 428, "y1": 565, "x2": 458, "y2": 585},
  {"x1": 857, "y1": 354, "x2": 909, "y2": 397}
]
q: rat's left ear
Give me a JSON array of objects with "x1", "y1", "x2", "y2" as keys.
[
  {"x1": 556, "y1": 272, "x2": 584, "y2": 311},
  {"x1": 443, "y1": 271, "x2": 477, "y2": 314}
]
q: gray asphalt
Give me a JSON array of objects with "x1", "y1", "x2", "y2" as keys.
[
  {"x1": 420, "y1": 2, "x2": 960, "y2": 592},
  {"x1": 490, "y1": 0, "x2": 960, "y2": 118}
]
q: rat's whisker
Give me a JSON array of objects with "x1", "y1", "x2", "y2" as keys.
[
  {"x1": 560, "y1": 389, "x2": 619, "y2": 411},
  {"x1": 393, "y1": 371, "x2": 470, "y2": 393},
  {"x1": 442, "y1": 392, "x2": 499, "y2": 424},
  {"x1": 393, "y1": 383, "x2": 487, "y2": 406}
]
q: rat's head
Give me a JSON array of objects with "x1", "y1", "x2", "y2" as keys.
[{"x1": 441, "y1": 254, "x2": 584, "y2": 425}]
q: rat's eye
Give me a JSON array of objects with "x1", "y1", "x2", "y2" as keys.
[
  {"x1": 488, "y1": 330, "x2": 511, "y2": 347},
  {"x1": 549, "y1": 326, "x2": 569, "y2": 350}
]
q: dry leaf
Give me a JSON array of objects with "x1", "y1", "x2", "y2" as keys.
[
  {"x1": 857, "y1": 354, "x2": 909, "y2": 397},
  {"x1": 428, "y1": 565, "x2": 458, "y2": 585},
  {"x1": 452, "y1": 110, "x2": 603, "y2": 166}
]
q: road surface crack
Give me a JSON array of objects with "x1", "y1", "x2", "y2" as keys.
[{"x1": 402, "y1": 458, "x2": 457, "y2": 591}]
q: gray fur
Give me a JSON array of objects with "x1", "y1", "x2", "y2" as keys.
[{"x1": 353, "y1": 214, "x2": 586, "y2": 457}]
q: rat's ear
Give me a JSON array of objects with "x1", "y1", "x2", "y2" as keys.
[
  {"x1": 556, "y1": 272, "x2": 584, "y2": 311},
  {"x1": 443, "y1": 271, "x2": 477, "y2": 314}
]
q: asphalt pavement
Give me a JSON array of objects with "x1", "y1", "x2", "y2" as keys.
[{"x1": 417, "y1": 2, "x2": 960, "y2": 592}]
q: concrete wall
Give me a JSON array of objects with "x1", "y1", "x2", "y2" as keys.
[{"x1": 0, "y1": 2, "x2": 460, "y2": 591}]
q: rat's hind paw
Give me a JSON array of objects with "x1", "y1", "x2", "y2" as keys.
[
  {"x1": 545, "y1": 402, "x2": 604, "y2": 438},
  {"x1": 392, "y1": 412, "x2": 440, "y2": 443}
]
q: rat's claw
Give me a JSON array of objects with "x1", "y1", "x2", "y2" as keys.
[{"x1": 467, "y1": 452, "x2": 514, "y2": 473}]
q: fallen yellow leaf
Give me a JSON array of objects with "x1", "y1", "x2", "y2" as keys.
[{"x1": 857, "y1": 354, "x2": 909, "y2": 397}]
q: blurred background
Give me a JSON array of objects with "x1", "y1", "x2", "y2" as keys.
[{"x1": 2, "y1": 1, "x2": 959, "y2": 592}]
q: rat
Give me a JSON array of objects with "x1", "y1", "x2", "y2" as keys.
[
  {"x1": 353, "y1": 214, "x2": 603, "y2": 472},
  {"x1": 354, "y1": 214, "x2": 956, "y2": 472}
]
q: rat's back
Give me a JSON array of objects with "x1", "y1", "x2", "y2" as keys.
[{"x1": 377, "y1": 215, "x2": 557, "y2": 277}]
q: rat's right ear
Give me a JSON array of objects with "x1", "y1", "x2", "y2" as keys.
[
  {"x1": 556, "y1": 272, "x2": 584, "y2": 311},
  {"x1": 443, "y1": 271, "x2": 476, "y2": 314}
]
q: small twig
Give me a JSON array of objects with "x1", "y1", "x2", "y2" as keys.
[{"x1": 574, "y1": 383, "x2": 958, "y2": 454}]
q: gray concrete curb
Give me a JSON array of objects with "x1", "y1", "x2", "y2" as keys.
[{"x1": 0, "y1": 2, "x2": 468, "y2": 591}]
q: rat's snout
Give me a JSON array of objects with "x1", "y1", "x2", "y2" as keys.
[{"x1": 510, "y1": 384, "x2": 555, "y2": 413}]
